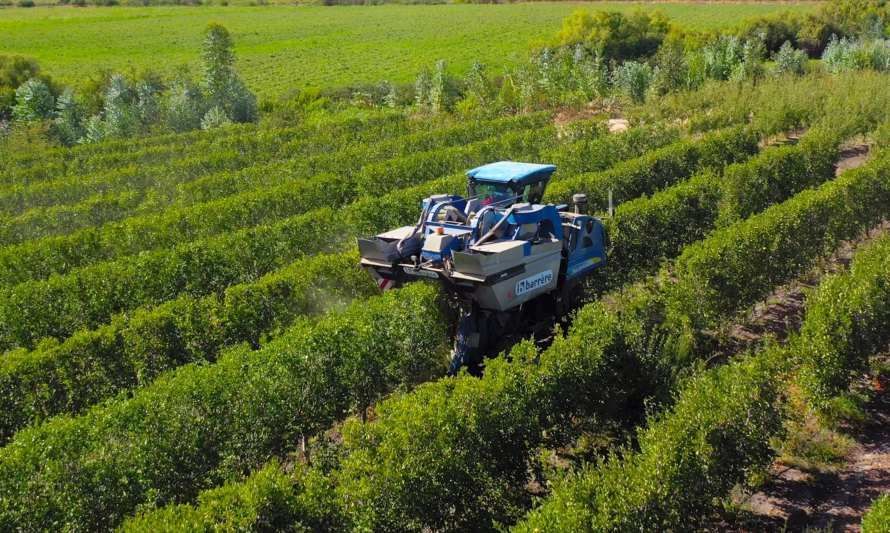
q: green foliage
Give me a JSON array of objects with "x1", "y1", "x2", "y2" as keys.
[
  {"x1": 0, "y1": 55, "x2": 45, "y2": 121},
  {"x1": 611, "y1": 60, "x2": 652, "y2": 103},
  {"x1": 121, "y1": 461, "x2": 339, "y2": 532},
  {"x1": 795, "y1": 234, "x2": 890, "y2": 410},
  {"x1": 823, "y1": 36, "x2": 890, "y2": 73},
  {"x1": 165, "y1": 78, "x2": 206, "y2": 132},
  {"x1": 11, "y1": 78, "x2": 54, "y2": 123},
  {"x1": 818, "y1": 0, "x2": 890, "y2": 38},
  {"x1": 607, "y1": 171, "x2": 722, "y2": 284},
  {"x1": 201, "y1": 105, "x2": 232, "y2": 130},
  {"x1": 202, "y1": 23, "x2": 236, "y2": 111},
  {"x1": 0, "y1": 283, "x2": 448, "y2": 532},
  {"x1": 862, "y1": 494, "x2": 890, "y2": 533},
  {"x1": 735, "y1": 12, "x2": 802, "y2": 55},
  {"x1": 673, "y1": 152, "x2": 890, "y2": 329},
  {"x1": 0, "y1": 113, "x2": 545, "y2": 287},
  {"x1": 517, "y1": 347, "x2": 784, "y2": 532},
  {"x1": 50, "y1": 88, "x2": 84, "y2": 146},
  {"x1": 716, "y1": 122, "x2": 843, "y2": 226},
  {"x1": 546, "y1": 125, "x2": 758, "y2": 211},
  {"x1": 772, "y1": 40, "x2": 808, "y2": 76},
  {"x1": 555, "y1": 9, "x2": 671, "y2": 62},
  {"x1": 0, "y1": 251, "x2": 378, "y2": 443},
  {"x1": 0, "y1": 4, "x2": 816, "y2": 100}
]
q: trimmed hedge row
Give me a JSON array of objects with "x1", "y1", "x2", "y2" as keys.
[
  {"x1": 515, "y1": 344, "x2": 786, "y2": 532},
  {"x1": 544, "y1": 125, "x2": 759, "y2": 210},
  {"x1": 0, "y1": 113, "x2": 550, "y2": 247},
  {"x1": 120, "y1": 461, "x2": 335, "y2": 533},
  {"x1": 0, "y1": 283, "x2": 449, "y2": 532},
  {"x1": 606, "y1": 171, "x2": 723, "y2": 286},
  {"x1": 0, "y1": 111, "x2": 424, "y2": 217},
  {"x1": 795, "y1": 233, "x2": 890, "y2": 410},
  {"x1": 518, "y1": 227, "x2": 890, "y2": 532},
  {"x1": 673, "y1": 152, "x2": 890, "y2": 328},
  {"x1": 0, "y1": 190, "x2": 144, "y2": 246},
  {"x1": 0, "y1": 119, "x2": 547, "y2": 285},
  {"x1": 0, "y1": 251, "x2": 377, "y2": 444},
  {"x1": 717, "y1": 123, "x2": 844, "y2": 226},
  {"x1": 0, "y1": 110, "x2": 408, "y2": 188},
  {"x1": 175, "y1": 113, "x2": 551, "y2": 208}
]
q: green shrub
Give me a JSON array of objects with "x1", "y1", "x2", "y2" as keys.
[
  {"x1": 862, "y1": 494, "x2": 890, "y2": 533},
  {"x1": 772, "y1": 41, "x2": 809, "y2": 76},
  {"x1": 516, "y1": 347, "x2": 785, "y2": 532},
  {"x1": 611, "y1": 60, "x2": 653, "y2": 103},
  {"x1": 716, "y1": 122, "x2": 843, "y2": 226},
  {"x1": 11, "y1": 78, "x2": 54, "y2": 123},
  {"x1": 0, "y1": 283, "x2": 448, "y2": 532},
  {"x1": 673, "y1": 152, "x2": 890, "y2": 328},
  {"x1": 555, "y1": 9, "x2": 671, "y2": 62},
  {"x1": 796, "y1": 234, "x2": 890, "y2": 409},
  {"x1": 735, "y1": 13, "x2": 802, "y2": 55}
]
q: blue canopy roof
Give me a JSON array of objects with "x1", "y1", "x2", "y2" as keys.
[{"x1": 466, "y1": 161, "x2": 557, "y2": 186}]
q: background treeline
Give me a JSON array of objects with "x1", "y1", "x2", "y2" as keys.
[
  {"x1": 3, "y1": 0, "x2": 887, "y2": 148},
  {"x1": 1, "y1": 23, "x2": 256, "y2": 146}
]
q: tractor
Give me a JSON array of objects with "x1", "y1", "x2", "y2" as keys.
[{"x1": 358, "y1": 161, "x2": 607, "y2": 374}]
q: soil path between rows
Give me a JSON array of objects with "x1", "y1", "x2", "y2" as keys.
[{"x1": 738, "y1": 379, "x2": 889, "y2": 532}]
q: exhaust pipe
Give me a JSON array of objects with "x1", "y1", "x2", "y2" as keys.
[{"x1": 572, "y1": 193, "x2": 588, "y2": 214}]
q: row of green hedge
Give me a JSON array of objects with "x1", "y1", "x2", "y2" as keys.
[
  {"x1": 0, "y1": 126, "x2": 763, "y2": 531},
  {"x1": 0, "y1": 282, "x2": 450, "y2": 532},
  {"x1": 0, "y1": 109, "x2": 407, "y2": 187},
  {"x1": 796, "y1": 233, "x2": 890, "y2": 410},
  {"x1": 173, "y1": 112, "x2": 551, "y2": 208},
  {"x1": 0, "y1": 121, "x2": 680, "y2": 439},
  {"x1": 544, "y1": 125, "x2": 759, "y2": 210},
  {"x1": 518, "y1": 228, "x2": 890, "y2": 532},
  {"x1": 717, "y1": 124, "x2": 843, "y2": 225},
  {"x1": 0, "y1": 110, "x2": 423, "y2": 216},
  {"x1": 673, "y1": 150, "x2": 890, "y2": 329},
  {"x1": 0, "y1": 113, "x2": 550, "y2": 247},
  {"x1": 0, "y1": 117, "x2": 547, "y2": 285},
  {"x1": 0, "y1": 251, "x2": 377, "y2": 444}
]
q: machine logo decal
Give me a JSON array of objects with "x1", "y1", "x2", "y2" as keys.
[{"x1": 515, "y1": 270, "x2": 554, "y2": 297}]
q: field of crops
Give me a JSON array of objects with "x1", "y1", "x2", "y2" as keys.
[
  {"x1": 0, "y1": 61, "x2": 887, "y2": 531},
  {"x1": 0, "y1": 2, "x2": 819, "y2": 97}
]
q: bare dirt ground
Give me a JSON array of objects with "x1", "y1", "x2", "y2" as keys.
[{"x1": 730, "y1": 374, "x2": 889, "y2": 532}]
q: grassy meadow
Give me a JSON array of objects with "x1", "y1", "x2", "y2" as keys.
[{"x1": 0, "y1": 2, "x2": 819, "y2": 98}]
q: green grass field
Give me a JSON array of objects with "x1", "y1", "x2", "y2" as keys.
[{"x1": 0, "y1": 2, "x2": 818, "y2": 98}]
